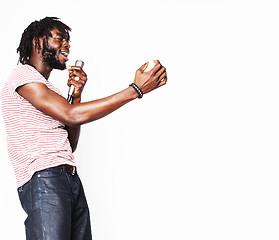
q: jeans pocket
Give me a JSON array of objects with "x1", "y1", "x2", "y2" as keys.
[
  {"x1": 18, "y1": 181, "x2": 31, "y2": 214},
  {"x1": 35, "y1": 166, "x2": 64, "y2": 178}
]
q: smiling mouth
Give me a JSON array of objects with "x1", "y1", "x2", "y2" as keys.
[{"x1": 60, "y1": 51, "x2": 69, "y2": 61}]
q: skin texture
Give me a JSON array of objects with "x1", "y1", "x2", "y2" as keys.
[{"x1": 16, "y1": 27, "x2": 167, "y2": 152}]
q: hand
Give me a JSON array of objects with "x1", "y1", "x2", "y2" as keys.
[
  {"x1": 67, "y1": 66, "x2": 87, "y2": 98},
  {"x1": 133, "y1": 60, "x2": 167, "y2": 95}
]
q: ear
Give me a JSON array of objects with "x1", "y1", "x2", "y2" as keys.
[
  {"x1": 32, "y1": 38, "x2": 39, "y2": 54},
  {"x1": 32, "y1": 38, "x2": 36, "y2": 48}
]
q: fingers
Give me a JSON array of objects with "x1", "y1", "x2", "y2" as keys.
[
  {"x1": 138, "y1": 60, "x2": 162, "y2": 74},
  {"x1": 67, "y1": 75, "x2": 87, "y2": 86},
  {"x1": 67, "y1": 79, "x2": 84, "y2": 89},
  {"x1": 68, "y1": 67, "x2": 87, "y2": 80},
  {"x1": 152, "y1": 61, "x2": 167, "y2": 87},
  {"x1": 68, "y1": 66, "x2": 87, "y2": 83},
  {"x1": 149, "y1": 60, "x2": 163, "y2": 75},
  {"x1": 137, "y1": 62, "x2": 149, "y2": 73},
  {"x1": 158, "y1": 75, "x2": 167, "y2": 87},
  {"x1": 155, "y1": 65, "x2": 166, "y2": 80},
  {"x1": 69, "y1": 66, "x2": 87, "y2": 75},
  {"x1": 67, "y1": 66, "x2": 87, "y2": 94},
  {"x1": 153, "y1": 60, "x2": 167, "y2": 88},
  {"x1": 158, "y1": 71, "x2": 167, "y2": 82}
]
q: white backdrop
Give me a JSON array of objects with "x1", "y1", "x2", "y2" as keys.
[{"x1": 1, "y1": 0, "x2": 279, "y2": 239}]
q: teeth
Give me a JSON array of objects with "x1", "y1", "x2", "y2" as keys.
[{"x1": 61, "y1": 52, "x2": 69, "y2": 57}]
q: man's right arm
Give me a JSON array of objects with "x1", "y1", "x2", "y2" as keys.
[{"x1": 16, "y1": 61, "x2": 167, "y2": 127}]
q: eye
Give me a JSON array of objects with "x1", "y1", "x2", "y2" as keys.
[{"x1": 55, "y1": 37, "x2": 63, "y2": 42}]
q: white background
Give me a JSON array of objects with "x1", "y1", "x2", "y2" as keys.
[{"x1": 1, "y1": 0, "x2": 279, "y2": 239}]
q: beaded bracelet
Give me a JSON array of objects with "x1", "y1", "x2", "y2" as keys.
[{"x1": 129, "y1": 83, "x2": 143, "y2": 99}]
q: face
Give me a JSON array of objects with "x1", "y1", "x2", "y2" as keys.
[{"x1": 41, "y1": 27, "x2": 70, "y2": 70}]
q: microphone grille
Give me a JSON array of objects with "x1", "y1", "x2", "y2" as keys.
[{"x1": 75, "y1": 60, "x2": 84, "y2": 68}]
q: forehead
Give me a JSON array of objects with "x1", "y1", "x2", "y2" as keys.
[{"x1": 50, "y1": 27, "x2": 70, "y2": 40}]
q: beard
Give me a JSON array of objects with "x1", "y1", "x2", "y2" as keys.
[{"x1": 41, "y1": 41, "x2": 66, "y2": 70}]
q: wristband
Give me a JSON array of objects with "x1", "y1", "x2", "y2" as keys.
[{"x1": 129, "y1": 83, "x2": 143, "y2": 99}]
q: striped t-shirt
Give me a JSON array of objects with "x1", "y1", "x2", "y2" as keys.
[{"x1": 1, "y1": 64, "x2": 75, "y2": 187}]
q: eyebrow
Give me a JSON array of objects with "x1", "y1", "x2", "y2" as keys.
[{"x1": 55, "y1": 32, "x2": 70, "y2": 41}]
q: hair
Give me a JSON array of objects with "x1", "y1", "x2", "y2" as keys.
[{"x1": 17, "y1": 17, "x2": 71, "y2": 64}]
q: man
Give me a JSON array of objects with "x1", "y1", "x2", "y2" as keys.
[{"x1": 1, "y1": 17, "x2": 167, "y2": 240}]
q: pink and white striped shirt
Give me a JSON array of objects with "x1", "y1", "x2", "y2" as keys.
[{"x1": 1, "y1": 64, "x2": 75, "y2": 187}]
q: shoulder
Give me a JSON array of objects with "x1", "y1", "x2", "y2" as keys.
[
  {"x1": 12, "y1": 64, "x2": 46, "y2": 82},
  {"x1": 7, "y1": 64, "x2": 47, "y2": 92}
]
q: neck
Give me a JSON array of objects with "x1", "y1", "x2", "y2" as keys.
[{"x1": 28, "y1": 56, "x2": 52, "y2": 80}]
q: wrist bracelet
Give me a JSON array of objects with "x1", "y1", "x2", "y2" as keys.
[{"x1": 129, "y1": 83, "x2": 143, "y2": 99}]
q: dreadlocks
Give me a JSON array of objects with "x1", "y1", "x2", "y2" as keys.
[{"x1": 17, "y1": 17, "x2": 71, "y2": 65}]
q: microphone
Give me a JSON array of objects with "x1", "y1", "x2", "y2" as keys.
[{"x1": 67, "y1": 60, "x2": 85, "y2": 102}]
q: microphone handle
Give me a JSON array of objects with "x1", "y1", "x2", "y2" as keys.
[
  {"x1": 67, "y1": 60, "x2": 84, "y2": 102},
  {"x1": 67, "y1": 86, "x2": 75, "y2": 101}
]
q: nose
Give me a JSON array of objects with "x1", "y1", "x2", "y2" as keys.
[{"x1": 63, "y1": 39, "x2": 71, "y2": 49}]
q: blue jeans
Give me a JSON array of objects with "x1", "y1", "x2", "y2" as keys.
[{"x1": 17, "y1": 166, "x2": 92, "y2": 240}]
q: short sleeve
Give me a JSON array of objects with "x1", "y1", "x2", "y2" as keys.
[{"x1": 10, "y1": 65, "x2": 47, "y2": 100}]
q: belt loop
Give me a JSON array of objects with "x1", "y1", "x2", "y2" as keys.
[
  {"x1": 72, "y1": 166, "x2": 76, "y2": 176},
  {"x1": 64, "y1": 165, "x2": 76, "y2": 175}
]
